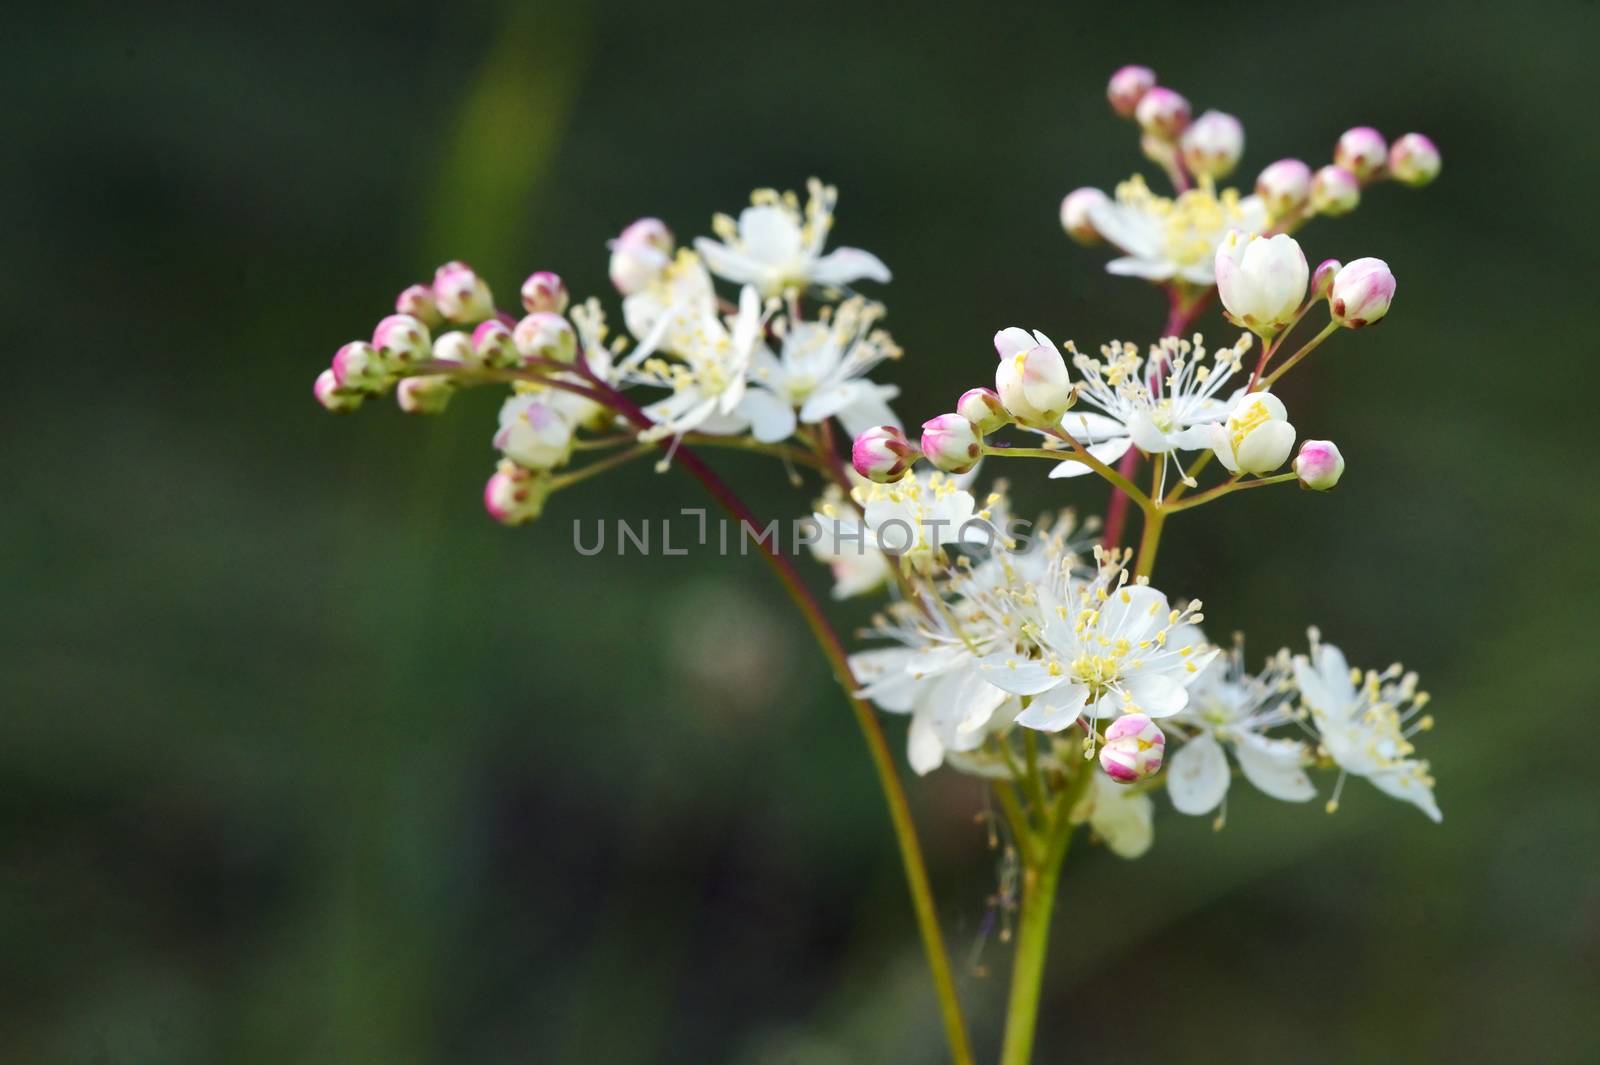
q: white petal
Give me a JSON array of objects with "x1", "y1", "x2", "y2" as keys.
[
  {"x1": 1122, "y1": 672, "x2": 1189, "y2": 717},
  {"x1": 737, "y1": 388, "x2": 798, "y2": 443},
  {"x1": 1233, "y1": 733, "x2": 1317, "y2": 802},
  {"x1": 737, "y1": 205, "x2": 803, "y2": 264},
  {"x1": 1369, "y1": 767, "x2": 1442, "y2": 823},
  {"x1": 906, "y1": 712, "x2": 945, "y2": 775},
  {"x1": 993, "y1": 327, "x2": 1036, "y2": 360},
  {"x1": 811, "y1": 246, "x2": 892, "y2": 286},
  {"x1": 1014, "y1": 684, "x2": 1090, "y2": 732},
  {"x1": 979, "y1": 655, "x2": 1063, "y2": 696},
  {"x1": 1046, "y1": 436, "x2": 1133, "y2": 479},
  {"x1": 1061, "y1": 411, "x2": 1133, "y2": 444},
  {"x1": 1166, "y1": 734, "x2": 1230, "y2": 815},
  {"x1": 834, "y1": 386, "x2": 901, "y2": 437},
  {"x1": 1106, "y1": 256, "x2": 1177, "y2": 280},
  {"x1": 691, "y1": 238, "x2": 761, "y2": 286}
]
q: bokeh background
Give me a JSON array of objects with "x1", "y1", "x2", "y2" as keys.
[{"x1": 6, "y1": 1, "x2": 1598, "y2": 1062}]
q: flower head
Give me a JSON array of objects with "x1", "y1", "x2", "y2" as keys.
[
  {"x1": 1215, "y1": 231, "x2": 1309, "y2": 337},
  {"x1": 1086, "y1": 175, "x2": 1268, "y2": 285},
  {"x1": 694, "y1": 179, "x2": 890, "y2": 297},
  {"x1": 1208, "y1": 391, "x2": 1296, "y2": 475},
  {"x1": 740, "y1": 297, "x2": 902, "y2": 442}
]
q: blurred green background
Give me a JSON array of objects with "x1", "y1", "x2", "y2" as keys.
[{"x1": 5, "y1": 1, "x2": 1597, "y2": 1062}]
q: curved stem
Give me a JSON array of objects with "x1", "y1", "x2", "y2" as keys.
[{"x1": 1133, "y1": 505, "x2": 1167, "y2": 580}]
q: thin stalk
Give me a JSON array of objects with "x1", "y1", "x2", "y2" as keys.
[
  {"x1": 1259, "y1": 320, "x2": 1340, "y2": 390},
  {"x1": 1133, "y1": 506, "x2": 1167, "y2": 580},
  {"x1": 1162, "y1": 471, "x2": 1296, "y2": 513}
]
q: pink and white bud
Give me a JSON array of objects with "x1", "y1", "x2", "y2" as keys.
[
  {"x1": 432, "y1": 261, "x2": 495, "y2": 323},
  {"x1": 371, "y1": 314, "x2": 432, "y2": 367},
  {"x1": 520, "y1": 270, "x2": 569, "y2": 314},
  {"x1": 1134, "y1": 86, "x2": 1190, "y2": 139},
  {"x1": 331, "y1": 341, "x2": 385, "y2": 390},
  {"x1": 1107, "y1": 64, "x2": 1157, "y2": 117},
  {"x1": 395, "y1": 284, "x2": 442, "y2": 328},
  {"x1": 920, "y1": 414, "x2": 982, "y2": 474},
  {"x1": 1311, "y1": 258, "x2": 1342, "y2": 299},
  {"x1": 1328, "y1": 257, "x2": 1395, "y2": 328},
  {"x1": 1059, "y1": 187, "x2": 1109, "y2": 245},
  {"x1": 993, "y1": 329, "x2": 1074, "y2": 428},
  {"x1": 1214, "y1": 231, "x2": 1309, "y2": 337},
  {"x1": 471, "y1": 319, "x2": 517, "y2": 366},
  {"x1": 1334, "y1": 126, "x2": 1388, "y2": 182},
  {"x1": 432, "y1": 330, "x2": 474, "y2": 366},
  {"x1": 1180, "y1": 110, "x2": 1245, "y2": 179},
  {"x1": 1255, "y1": 158, "x2": 1313, "y2": 218},
  {"x1": 852, "y1": 425, "x2": 916, "y2": 483},
  {"x1": 608, "y1": 218, "x2": 674, "y2": 295},
  {"x1": 1310, "y1": 165, "x2": 1361, "y2": 216},
  {"x1": 483, "y1": 460, "x2": 549, "y2": 526},
  {"x1": 956, "y1": 387, "x2": 1010, "y2": 434},
  {"x1": 512, "y1": 312, "x2": 578, "y2": 365},
  {"x1": 495, "y1": 395, "x2": 574, "y2": 470},
  {"x1": 1294, "y1": 440, "x2": 1345, "y2": 490},
  {"x1": 1388, "y1": 133, "x2": 1441, "y2": 187},
  {"x1": 396, "y1": 375, "x2": 454, "y2": 415},
  {"x1": 1099, "y1": 714, "x2": 1166, "y2": 783},
  {"x1": 313, "y1": 368, "x2": 363, "y2": 413}
]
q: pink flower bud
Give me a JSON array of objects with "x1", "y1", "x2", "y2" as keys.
[
  {"x1": 1099, "y1": 714, "x2": 1166, "y2": 783},
  {"x1": 1106, "y1": 65, "x2": 1157, "y2": 117},
  {"x1": 1059, "y1": 187, "x2": 1108, "y2": 245},
  {"x1": 1328, "y1": 257, "x2": 1395, "y2": 328},
  {"x1": 331, "y1": 341, "x2": 385, "y2": 390},
  {"x1": 1180, "y1": 110, "x2": 1245, "y2": 179},
  {"x1": 471, "y1": 319, "x2": 517, "y2": 366},
  {"x1": 432, "y1": 261, "x2": 495, "y2": 323},
  {"x1": 852, "y1": 425, "x2": 915, "y2": 483},
  {"x1": 313, "y1": 368, "x2": 363, "y2": 413},
  {"x1": 609, "y1": 218, "x2": 674, "y2": 295},
  {"x1": 956, "y1": 387, "x2": 1010, "y2": 434},
  {"x1": 1334, "y1": 126, "x2": 1388, "y2": 182},
  {"x1": 371, "y1": 314, "x2": 432, "y2": 367},
  {"x1": 483, "y1": 460, "x2": 549, "y2": 526},
  {"x1": 1294, "y1": 440, "x2": 1345, "y2": 490},
  {"x1": 1134, "y1": 86, "x2": 1190, "y2": 139},
  {"x1": 396, "y1": 375, "x2": 454, "y2": 415},
  {"x1": 520, "y1": 270, "x2": 569, "y2": 314},
  {"x1": 1310, "y1": 165, "x2": 1361, "y2": 216},
  {"x1": 432, "y1": 330, "x2": 474, "y2": 366},
  {"x1": 395, "y1": 283, "x2": 442, "y2": 328},
  {"x1": 920, "y1": 414, "x2": 982, "y2": 474},
  {"x1": 1255, "y1": 158, "x2": 1313, "y2": 218},
  {"x1": 1388, "y1": 133, "x2": 1441, "y2": 187},
  {"x1": 1312, "y1": 259, "x2": 1342, "y2": 299},
  {"x1": 513, "y1": 312, "x2": 578, "y2": 364}
]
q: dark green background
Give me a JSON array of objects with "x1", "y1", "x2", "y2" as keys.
[{"x1": 5, "y1": 1, "x2": 1596, "y2": 1062}]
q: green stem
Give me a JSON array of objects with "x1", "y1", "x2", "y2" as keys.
[
  {"x1": 1133, "y1": 507, "x2": 1167, "y2": 580},
  {"x1": 983, "y1": 444, "x2": 1152, "y2": 510},
  {"x1": 1258, "y1": 320, "x2": 1340, "y2": 390}
]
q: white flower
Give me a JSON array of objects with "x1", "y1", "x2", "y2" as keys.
[
  {"x1": 808, "y1": 488, "x2": 892, "y2": 599},
  {"x1": 737, "y1": 297, "x2": 902, "y2": 443},
  {"x1": 1071, "y1": 772, "x2": 1154, "y2": 859},
  {"x1": 494, "y1": 394, "x2": 574, "y2": 470},
  {"x1": 993, "y1": 327, "x2": 1074, "y2": 427},
  {"x1": 978, "y1": 551, "x2": 1216, "y2": 733},
  {"x1": 622, "y1": 285, "x2": 766, "y2": 442},
  {"x1": 621, "y1": 248, "x2": 717, "y2": 350},
  {"x1": 815, "y1": 470, "x2": 988, "y2": 573},
  {"x1": 1165, "y1": 633, "x2": 1316, "y2": 818},
  {"x1": 1051, "y1": 333, "x2": 1251, "y2": 483},
  {"x1": 1208, "y1": 391, "x2": 1296, "y2": 475},
  {"x1": 852, "y1": 644, "x2": 1018, "y2": 775},
  {"x1": 1214, "y1": 231, "x2": 1309, "y2": 336},
  {"x1": 1293, "y1": 632, "x2": 1440, "y2": 822},
  {"x1": 693, "y1": 179, "x2": 890, "y2": 297},
  {"x1": 1085, "y1": 175, "x2": 1268, "y2": 285}
]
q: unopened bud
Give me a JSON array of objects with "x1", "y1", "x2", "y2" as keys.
[
  {"x1": 1214, "y1": 231, "x2": 1308, "y2": 337},
  {"x1": 1388, "y1": 133, "x2": 1441, "y2": 187},
  {"x1": 432, "y1": 330, "x2": 474, "y2": 366},
  {"x1": 852, "y1": 425, "x2": 916, "y2": 483},
  {"x1": 432, "y1": 261, "x2": 495, "y2": 323},
  {"x1": 483, "y1": 460, "x2": 550, "y2": 526},
  {"x1": 330, "y1": 341, "x2": 385, "y2": 390},
  {"x1": 1328, "y1": 257, "x2": 1395, "y2": 328},
  {"x1": 313, "y1": 368, "x2": 363, "y2": 413},
  {"x1": 1255, "y1": 158, "x2": 1313, "y2": 219},
  {"x1": 1134, "y1": 86, "x2": 1190, "y2": 139},
  {"x1": 1107, "y1": 65, "x2": 1156, "y2": 118},
  {"x1": 395, "y1": 284, "x2": 441, "y2": 328},
  {"x1": 1311, "y1": 259, "x2": 1342, "y2": 299},
  {"x1": 920, "y1": 414, "x2": 982, "y2": 474},
  {"x1": 371, "y1": 314, "x2": 432, "y2": 367},
  {"x1": 1099, "y1": 714, "x2": 1166, "y2": 783},
  {"x1": 513, "y1": 312, "x2": 578, "y2": 364},
  {"x1": 495, "y1": 395, "x2": 574, "y2": 470},
  {"x1": 994, "y1": 328, "x2": 1074, "y2": 428},
  {"x1": 1334, "y1": 126, "x2": 1388, "y2": 182},
  {"x1": 471, "y1": 319, "x2": 517, "y2": 366},
  {"x1": 1180, "y1": 110, "x2": 1245, "y2": 179},
  {"x1": 520, "y1": 270, "x2": 569, "y2": 314},
  {"x1": 1294, "y1": 440, "x2": 1345, "y2": 490},
  {"x1": 1310, "y1": 165, "x2": 1361, "y2": 216},
  {"x1": 1059, "y1": 187, "x2": 1109, "y2": 245},
  {"x1": 396, "y1": 375, "x2": 454, "y2": 415},
  {"x1": 609, "y1": 218, "x2": 674, "y2": 295},
  {"x1": 956, "y1": 387, "x2": 1010, "y2": 434}
]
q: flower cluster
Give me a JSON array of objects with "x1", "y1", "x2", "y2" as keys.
[{"x1": 307, "y1": 67, "x2": 1444, "y2": 864}]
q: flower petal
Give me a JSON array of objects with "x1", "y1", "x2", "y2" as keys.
[{"x1": 1167, "y1": 733, "x2": 1230, "y2": 815}]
